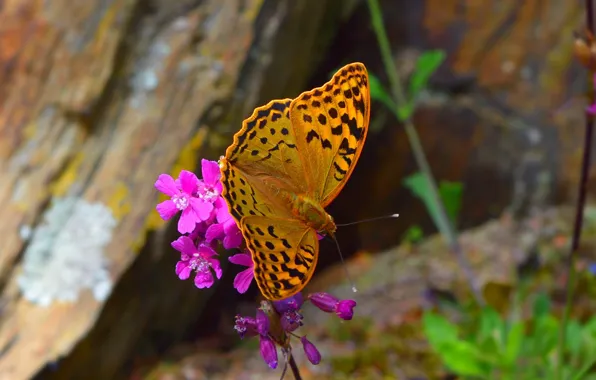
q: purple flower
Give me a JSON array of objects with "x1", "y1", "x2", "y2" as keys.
[
  {"x1": 205, "y1": 206, "x2": 243, "y2": 249},
  {"x1": 256, "y1": 309, "x2": 270, "y2": 336},
  {"x1": 336, "y1": 299, "x2": 357, "y2": 320},
  {"x1": 301, "y1": 336, "x2": 321, "y2": 365},
  {"x1": 171, "y1": 236, "x2": 222, "y2": 289},
  {"x1": 309, "y1": 292, "x2": 357, "y2": 320},
  {"x1": 155, "y1": 170, "x2": 213, "y2": 234},
  {"x1": 273, "y1": 292, "x2": 304, "y2": 314},
  {"x1": 280, "y1": 309, "x2": 303, "y2": 332},
  {"x1": 234, "y1": 315, "x2": 258, "y2": 339},
  {"x1": 259, "y1": 335, "x2": 278, "y2": 369},
  {"x1": 228, "y1": 251, "x2": 254, "y2": 294}
]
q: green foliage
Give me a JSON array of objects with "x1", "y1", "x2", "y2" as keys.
[
  {"x1": 401, "y1": 225, "x2": 424, "y2": 243},
  {"x1": 409, "y1": 50, "x2": 446, "y2": 101},
  {"x1": 403, "y1": 172, "x2": 463, "y2": 226},
  {"x1": 369, "y1": 50, "x2": 445, "y2": 122},
  {"x1": 422, "y1": 294, "x2": 596, "y2": 379},
  {"x1": 368, "y1": 74, "x2": 395, "y2": 111}
]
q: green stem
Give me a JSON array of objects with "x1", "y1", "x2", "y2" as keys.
[{"x1": 366, "y1": 0, "x2": 484, "y2": 306}]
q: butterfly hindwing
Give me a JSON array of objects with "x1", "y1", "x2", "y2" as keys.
[
  {"x1": 290, "y1": 62, "x2": 370, "y2": 206},
  {"x1": 240, "y1": 216, "x2": 319, "y2": 300}
]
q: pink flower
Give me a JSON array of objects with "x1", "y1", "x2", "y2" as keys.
[
  {"x1": 171, "y1": 236, "x2": 222, "y2": 289},
  {"x1": 228, "y1": 251, "x2": 254, "y2": 294},
  {"x1": 205, "y1": 206, "x2": 243, "y2": 249},
  {"x1": 196, "y1": 159, "x2": 223, "y2": 203},
  {"x1": 155, "y1": 170, "x2": 214, "y2": 234}
]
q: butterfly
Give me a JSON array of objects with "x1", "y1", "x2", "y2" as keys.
[{"x1": 219, "y1": 62, "x2": 370, "y2": 300}]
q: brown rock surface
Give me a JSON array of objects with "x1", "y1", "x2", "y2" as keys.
[{"x1": 0, "y1": 1, "x2": 353, "y2": 379}]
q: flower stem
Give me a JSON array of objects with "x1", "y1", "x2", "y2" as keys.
[
  {"x1": 366, "y1": 0, "x2": 484, "y2": 306},
  {"x1": 556, "y1": 1, "x2": 595, "y2": 378},
  {"x1": 288, "y1": 354, "x2": 302, "y2": 380}
]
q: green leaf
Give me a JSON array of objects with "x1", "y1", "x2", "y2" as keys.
[
  {"x1": 397, "y1": 103, "x2": 414, "y2": 121},
  {"x1": 533, "y1": 293, "x2": 551, "y2": 319},
  {"x1": 478, "y1": 307, "x2": 505, "y2": 349},
  {"x1": 440, "y1": 340, "x2": 489, "y2": 377},
  {"x1": 504, "y1": 322, "x2": 524, "y2": 365},
  {"x1": 403, "y1": 173, "x2": 441, "y2": 228},
  {"x1": 409, "y1": 50, "x2": 446, "y2": 99},
  {"x1": 402, "y1": 225, "x2": 423, "y2": 243},
  {"x1": 402, "y1": 172, "x2": 463, "y2": 230},
  {"x1": 422, "y1": 312, "x2": 459, "y2": 348},
  {"x1": 566, "y1": 320, "x2": 583, "y2": 357},
  {"x1": 532, "y1": 314, "x2": 560, "y2": 355},
  {"x1": 368, "y1": 73, "x2": 396, "y2": 110},
  {"x1": 439, "y1": 180, "x2": 463, "y2": 223}
]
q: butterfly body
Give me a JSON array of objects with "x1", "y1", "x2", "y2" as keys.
[
  {"x1": 280, "y1": 191, "x2": 336, "y2": 235},
  {"x1": 220, "y1": 62, "x2": 370, "y2": 300}
]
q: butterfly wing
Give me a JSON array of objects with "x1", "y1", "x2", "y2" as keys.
[
  {"x1": 240, "y1": 216, "x2": 318, "y2": 300},
  {"x1": 222, "y1": 99, "x2": 309, "y2": 220},
  {"x1": 220, "y1": 99, "x2": 317, "y2": 300},
  {"x1": 289, "y1": 62, "x2": 370, "y2": 207}
]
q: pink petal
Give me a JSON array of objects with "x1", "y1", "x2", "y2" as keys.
[
  {"x1": 198, "y1": 243, "x2": 217, "y2": 258},
  {"x1": 179, "y1": 170, "x2": 199, "y2": 195},
  {"x1": 228, "y1": 252, "x2": 253, "y2": 267},
  {"x1": 178, "y1": 207, "x2": 199, "y2": 234},
  {"x1": 209, "y1": 258, "x2": 223, "y2": 279},
  {"x1": 176, "y1": 262, "x2": 191, "y2": 280},
  {"x1": 233, "y1": 267, "x2": 254, "y2": 293},
  {"x1": 223, "y1": 228, "x2": 243, "y2": 249},
  {"x1": 205, "y1": 223, "x2": 224, "y2": 243},
  {"x1": 194, "y1": 271, "x2": 214, "y2": 288},
  {"x1": 214, "y1": 181, "x2": 223, "y2": 194},
  {"x1": 216, "y1": 205, "x2": 233, "y2": 223},
  {"x1": 154, "y1": 174, "x2": 179, "y2": 196},
  {"x1": 190, "y1": 198, "x2": 214, "y2": 221},
  {"x1": 214, "y1": 196, "x2": 227, "y2": 210},
  {"x1": 201, "y1": 159, "x2": 221, "y2": 185},
  {"x1": 171, "y1": 236, "x2": 198, "y2": 255},
  {"x1": 156, "y1": 200, "x2": 179, "y2": 220}
]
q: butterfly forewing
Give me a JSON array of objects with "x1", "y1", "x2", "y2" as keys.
[
  {"x1": 241, "y1": 216, "x2": 319, "y2": 300},
  {"x1": 224, "y1": 99, "x2": 311, "y2": 199},
  {"x1": 290, "y1": 62, "x2": 370, "y2": 206}
]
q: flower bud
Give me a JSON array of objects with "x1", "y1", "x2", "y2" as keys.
[
  {"x1": 259, "y1": 335, "x2": 278, "y2": 369},
  {"x1": 301, "y1": 336, "x2": 321, "y2": 365}
]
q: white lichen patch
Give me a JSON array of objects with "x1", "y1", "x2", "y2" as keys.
[{"x1": 18, "y1": 197, "x2": 117, "y2": 307}]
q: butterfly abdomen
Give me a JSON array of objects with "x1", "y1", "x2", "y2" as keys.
[{"x1": 280, "y1": 190, "x2": 336, "y2": 235}]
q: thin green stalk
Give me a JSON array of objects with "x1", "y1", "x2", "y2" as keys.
[{"x1": 366, "y1": 0, "x2": 484, "y2": 306}]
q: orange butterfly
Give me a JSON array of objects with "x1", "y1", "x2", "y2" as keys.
[{"x1": 219, "y1": 63, "x2": 370, "y2": 300}]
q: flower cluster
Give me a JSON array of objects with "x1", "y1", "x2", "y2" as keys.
[
  {"x1": 234, "y1": 292, "x2": 356, "y2": 369},
  {"x1": 154, "y1": 159, "x2": 358, "y2": 370},
  {"x1": 155, "y1": 160, "x2": 244, "y2": 289}
]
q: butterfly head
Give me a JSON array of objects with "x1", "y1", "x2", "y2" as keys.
[{"x1": 319, "y1": 213, "x2": 337, "y2": 237}]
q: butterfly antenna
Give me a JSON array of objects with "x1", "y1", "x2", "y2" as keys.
[
  {"x1": 336, "y1": 213, "x2": 399, "y2": 227},
  {"x1": 330, "y1": 233, "x2": 358, "y2": 294}
]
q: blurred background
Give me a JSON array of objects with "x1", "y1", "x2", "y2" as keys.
[{"x1": 0, "y1": 0, "x2": 595, "y2": 379}]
